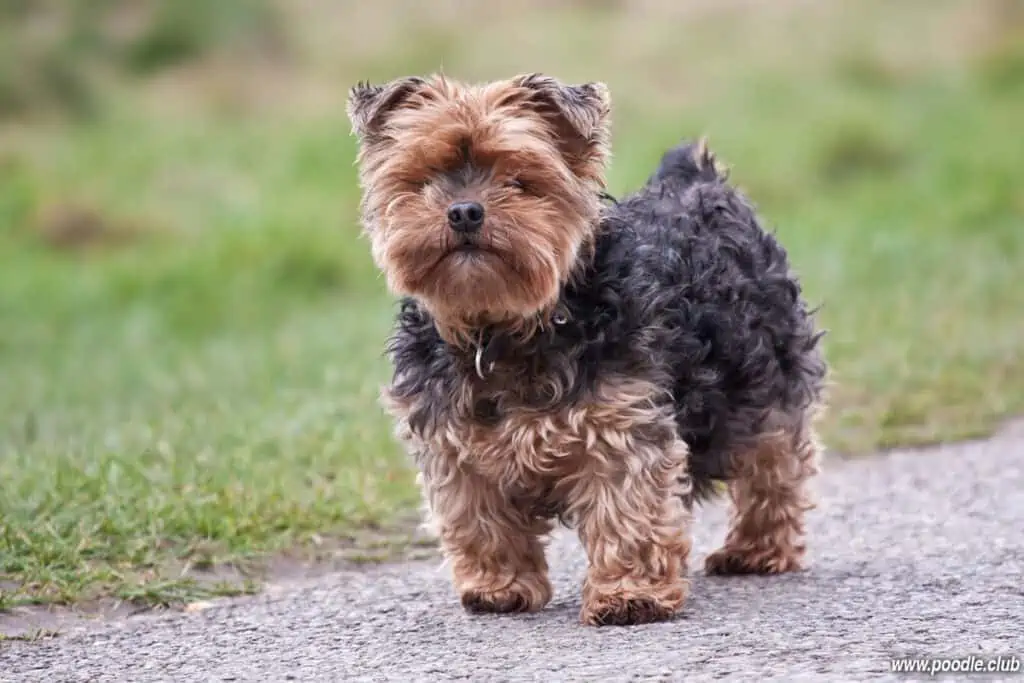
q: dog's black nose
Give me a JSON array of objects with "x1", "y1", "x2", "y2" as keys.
[{"x1": 447, "y1": 202, "x2": 485, "y2": 234}]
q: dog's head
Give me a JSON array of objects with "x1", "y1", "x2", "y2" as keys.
[{"x1": 347, "y1": 73, "x2": 611, "y2": 343}]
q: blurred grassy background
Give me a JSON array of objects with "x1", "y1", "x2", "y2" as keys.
[{"x1": 1, "y1": 0, "x2": 1023, "y2": 608}]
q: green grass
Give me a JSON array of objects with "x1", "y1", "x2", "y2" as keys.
[{"x1": 2, "y1": 0, "x2": 1023, "y2": 608}]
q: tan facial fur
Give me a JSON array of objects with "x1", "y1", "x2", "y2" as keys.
[{"x1": 347, "y1": 73, "x2": 611, "y2": 345}]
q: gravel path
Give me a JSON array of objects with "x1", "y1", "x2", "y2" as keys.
[{"x1": 3, "y1": 421, "x2": 1023, "y2": 682}]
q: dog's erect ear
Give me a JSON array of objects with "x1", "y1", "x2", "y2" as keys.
[
  {"x1": 347, "y1": 76, "x2": 426, "y2": 139},
  {"x1": 511, "y1": 73, "x2": 612, "y2": 180}
]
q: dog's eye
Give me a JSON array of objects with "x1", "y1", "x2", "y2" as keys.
[
  {"x1": 406, "y1": 173, "x2": 438, "y2": 192},
  {"x1": 409, "y1": 166, "x2": 445, "y2": 188},
  {"x1": 505, "y1": 178, "x2": 526, "y2": 192}
]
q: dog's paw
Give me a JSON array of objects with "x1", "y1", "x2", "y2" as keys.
[
  {"x1": 580, "y1": 596, "x2": 676, "y2": 626},
  {"x1": 704, "y1": 545, "x2": 805, "y2": 575},
  {"x1": 580, "y1": 581, "x2": 687, "y2": 627},
  {"x1": 461, "y1": 588, "x2": 531, "y2": 614},
  {"x1": 460, "y1": 576, "x2": 551, "y2": 615}
]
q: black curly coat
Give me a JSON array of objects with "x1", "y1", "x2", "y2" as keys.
[{"x1": 386, "y1": 141, "x2": 828, "y2": 503}]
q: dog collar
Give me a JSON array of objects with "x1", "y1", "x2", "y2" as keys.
[
  {"x1": 473, "y1": 309, "x2": 570, "y2": 380},
  {"x1": 474, "y1": 341, "x2": 492, "y2": 380}
]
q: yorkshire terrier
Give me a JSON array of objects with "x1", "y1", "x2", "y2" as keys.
[{"x1": 346, "y1": 73, "x2": 827, "y2": 626}]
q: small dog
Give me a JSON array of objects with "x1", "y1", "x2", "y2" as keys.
[{"x1": 347, "y1": 73, "x2": 827, "y2": 626}]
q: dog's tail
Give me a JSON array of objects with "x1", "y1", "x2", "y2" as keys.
[{"x1": 646, "y1": 137, "x2": 727, "y2": 191}]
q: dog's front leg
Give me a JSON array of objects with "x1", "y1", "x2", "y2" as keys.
[
  {"x1": 565, "y1": 388, "x2": 693, "y2": 626},
  {"x1": 419, "y1": 455, "x2": 554, "y2": 615}
]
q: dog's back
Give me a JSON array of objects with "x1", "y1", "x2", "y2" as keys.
[{"x1": 594, "y1": 139, "x2": 827, "y2": 501}]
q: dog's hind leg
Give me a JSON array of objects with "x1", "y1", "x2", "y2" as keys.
[{"x1": 704, "y1": 415, "x2": 821, "y2": 575}]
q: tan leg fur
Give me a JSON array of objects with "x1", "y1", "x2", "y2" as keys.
[{"x1": 704, "y1": 422, "x2": 821, "y2": 575}]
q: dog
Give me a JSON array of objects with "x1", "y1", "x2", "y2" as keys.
[{"x1": 346, "y1": 73, "x2": 828, "y2": 626}]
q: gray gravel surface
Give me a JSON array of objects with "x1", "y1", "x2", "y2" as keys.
[{"x1": 3, "y1": 421, "x2": 1023, "y2": 682}]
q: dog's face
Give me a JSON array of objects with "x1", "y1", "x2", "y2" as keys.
[{"x1": 347, "y1": 74, "x2": 611, "y2": 342}]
